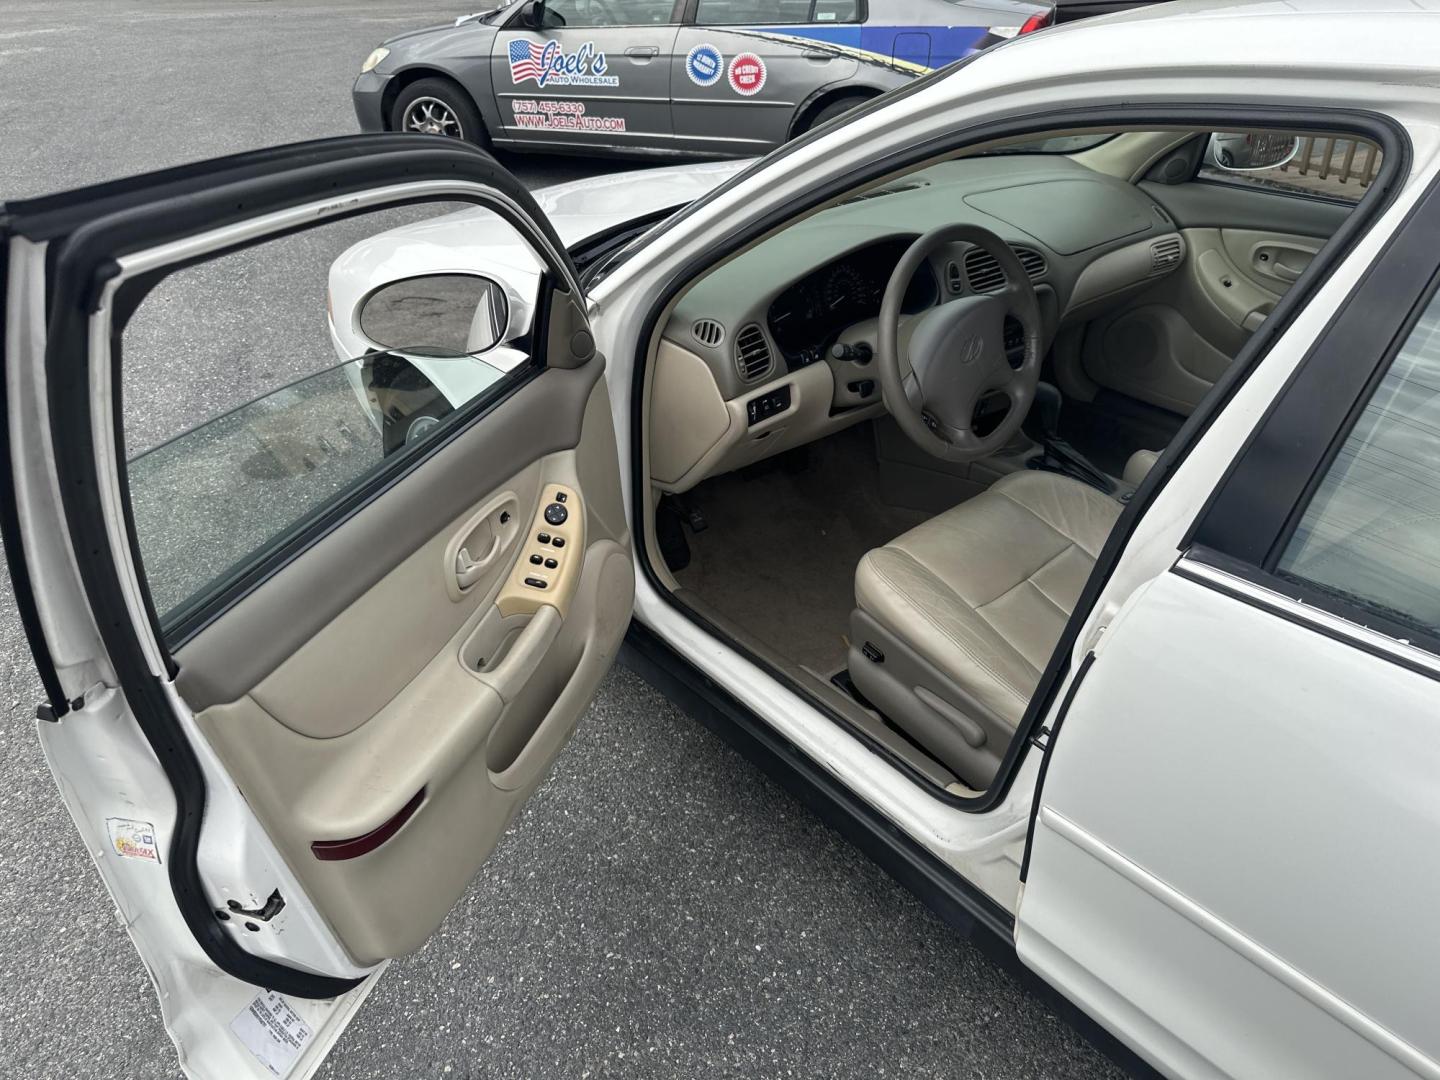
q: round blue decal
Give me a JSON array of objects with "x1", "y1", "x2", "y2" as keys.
[{"x1": 686, "y1": 43, "x2": 723, "y2": 87}]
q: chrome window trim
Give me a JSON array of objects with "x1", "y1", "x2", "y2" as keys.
[{"x1": 1176, "y1": 554, "x2": 1440, "y2": 679}]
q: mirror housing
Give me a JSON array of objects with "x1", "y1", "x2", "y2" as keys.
[
  {"x1": 521, "y1": 0, "x2": 547, "y2": 29},
  {"x1": 358, "y1": 273, "x2": 510, "y2": 358},
  {"x1": 1205, "y1": 132, "x2": 1301, "y2": 173}
]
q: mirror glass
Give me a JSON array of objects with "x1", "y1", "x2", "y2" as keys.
[
  {"x1": 1206, "y1": 132, "x2": 1301, "y2": 173},
  {"x1": 359, "y1": 273, "x2": 509, "y2": 358}
]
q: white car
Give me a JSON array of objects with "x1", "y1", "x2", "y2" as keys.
[
  {"x1": 5, "y1": 3, "x2": 1440, "y2": 1079},
  {"x1": 326, "y1": 160, "x2": 746, "y2": 452}
]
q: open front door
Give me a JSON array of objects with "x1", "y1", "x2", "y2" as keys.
[{"x1": 1, "y1": 135, "x2": 633, "y2": 1079}]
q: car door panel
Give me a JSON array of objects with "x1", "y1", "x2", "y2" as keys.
[
  {"x1": 2, "y1": 136, "x2": 631, "y2": 1078},
  {"x1": 194, "y1": 390, "x2": 632, "y2": 964},
  {"x1": 670, "y1": 24, "x2": 860, "y2": 154},
  {"x1": 1082, "y1": 181, "x2": 1347, "y2": 415},
  {"x1": 1020, "y1": 569, "x2": 1440, "y2": 1080},
  {"x1": 491, "y1": 10, "x2": 681, "y2": 151}
]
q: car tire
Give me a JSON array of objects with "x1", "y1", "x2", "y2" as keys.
[
  {"x1": 801, "y1": 94, "x2": 871, "y2": 135},
  {"x1": 392, "y1": 78, "x2": 487, "y2": 146}
]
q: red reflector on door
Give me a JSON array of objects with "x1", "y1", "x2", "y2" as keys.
[{"x1": 311, "y1": 788, "x2": 426, "y2": 861}]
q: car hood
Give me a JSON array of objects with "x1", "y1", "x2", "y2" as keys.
[{"x1": 382, "y1": 20, "x2": 489, "y2": 48}]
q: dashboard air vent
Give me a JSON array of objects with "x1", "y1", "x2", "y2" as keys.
[
  {"x1": 1150, "y1": 235, "x2": 1183, "y2": 274},
  {"x1": 945, "y1": 261, "x2": 964, "y2": 295},
  {"x1": 692, "y1": 318, "x2": 725, "y2": 348},
  {"x1": 842, "y1": 178, "x2": 931, "y2": 205},
  {"x1": 734, "y1": 324, "x2": 774, "y2": 383},
  {"x1": 963, "y1": 245, "x2": 1046, "y2": 293}
]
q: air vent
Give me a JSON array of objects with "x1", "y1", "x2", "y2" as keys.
[
  {"x1": 691, "y1": 318, "x2": 725, "y2": 348},
  {"x1": 945, "y1": 261, "x2": 964, "y2": 295},
  {"x1": 1150, "y1": 235, "x2": 1183, "y2": 274},
  {"x1": 734, "y1": 324, "x2": 774, "y2": 383},
  {"x1": 963, "y1": 245, "x2": 1047, "y2": 293},
  {"x1": 841, "y1": 179, "x2": 931, "y2": 205}
]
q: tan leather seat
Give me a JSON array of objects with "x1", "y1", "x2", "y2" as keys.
[{"x1": 849, "y1": 470, "x2": 1123, "y2": 785}]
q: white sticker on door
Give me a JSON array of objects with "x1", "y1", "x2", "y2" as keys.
[
  {"x1": 512, "y1": 98, "x2": 627, "y2": 133},
  {"x1": 728, "y1": 52, "x2": 766, "y2": 96},
  {"x1": 508, "y1": 38, "x2": 618, "y2": 88},
  {"x1": 104, "y1": 817, "x2": 160, "y2": 862},
  {"x1": 231, "y1": 992, "x2": 314, "y2": 1077}
]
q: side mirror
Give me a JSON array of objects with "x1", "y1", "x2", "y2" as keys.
[
  {"x1": 1205, "y1": 132, "x2": 1301, "y2": 173},
  {"x1": 522, "y1": 0, "x2": 547, "y2": 29},
  {"x1": 358, "y1": 273, "x2": 510, "y2": 358}
]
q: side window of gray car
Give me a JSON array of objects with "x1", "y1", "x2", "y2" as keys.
[
  {"x1": 1276, "y1": 286, "x2": 1440, "y2": 638},
  {"x1": 695, "y1": 0, "x2": 860, "y2": 24},
  {"x1": 544, "y1": 0, "x2": 676, "y2": 26}
]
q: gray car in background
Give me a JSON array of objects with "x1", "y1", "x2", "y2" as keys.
[{"x1": 353, "y1": 0, "x2": 1055, "y2": 159}]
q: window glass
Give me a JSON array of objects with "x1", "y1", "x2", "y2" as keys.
[
  {"x1": 1277, "y1": 288, "x2": 1440, "y2": 638},
  {"x1": 122, "y1": 201, "x2": 538, "y2": 627},
  {"x1": 543, "y1": 0, "x2": 675, "y2": 27},
  {"x1": 1199, "y1": 132, "x2": 1383, "y2": 204},
  {"x1": 695, "y1": 0, "x2": 830, "y2": 25},
  {"x1": 811, "y1": 0, "x2": 861, "y2": 21}
]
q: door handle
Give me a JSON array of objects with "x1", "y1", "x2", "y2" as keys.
[
  {"x1": 802, "y1": 49, "x2": 833, "y2": 61},
  {"x1": 456, "y1": 538, "x2": 500, "y2": 591},
  {"x1": 625, "y1": 45, "x2": 659, "y2": 59}
]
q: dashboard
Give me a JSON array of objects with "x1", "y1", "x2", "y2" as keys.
[
  {"x1": 651, "y1": 154, "x2": 1185, "y2": 494},
  {"x1": 767, "y1": 237, "x2": 938, "y2": 367}
]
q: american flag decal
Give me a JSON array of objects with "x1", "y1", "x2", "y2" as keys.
[{"x1": 509, "y1": 38, "x2": 546, "y2": 84}]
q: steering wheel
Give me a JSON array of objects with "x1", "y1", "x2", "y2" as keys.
[{"x1": 876, "y1": 224, "x2": 1043, "y2": 462}]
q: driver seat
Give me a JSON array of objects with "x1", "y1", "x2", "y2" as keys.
[{"x1": 848, "y1": 469, "x2": 1123, "y2": 787}]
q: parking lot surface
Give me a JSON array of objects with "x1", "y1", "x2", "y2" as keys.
[{"x1": 0, "y1": 4, "x2": 1125, "y2": 1078}]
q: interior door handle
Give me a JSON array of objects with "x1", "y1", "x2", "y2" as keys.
[
  {"x1": 456, "y1": 537, "x2": 500, "y2": 591},
  {"x1": 625, "y1": 45, "x2": 659, "y2": 58}
]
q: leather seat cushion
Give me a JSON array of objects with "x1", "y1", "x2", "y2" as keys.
[{"x1": 855, "y1": 470, "x2": 1123, "y2": 730}]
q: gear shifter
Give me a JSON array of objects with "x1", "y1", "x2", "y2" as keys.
[{"x1": 1028, "y1": 383, "x2": 1115, "y2": 494}]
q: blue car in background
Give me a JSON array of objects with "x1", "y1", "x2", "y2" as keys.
[{"x1": 352, "y1": 0, "x2": 1060, "y2": 159}]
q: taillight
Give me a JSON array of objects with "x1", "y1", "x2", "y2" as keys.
[{"x1": 1019, "y1": 9, "x2": 1054, "y2": 34}]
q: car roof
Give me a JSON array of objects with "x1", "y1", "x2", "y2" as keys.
[{"x1": 961, "y1": 0, "x2": 1440, "y2": 88}]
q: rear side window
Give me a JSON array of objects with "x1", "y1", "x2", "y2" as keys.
[
  {"x1": 1198, "y1": 131, "x2": 1383, "y2": 204},
  {"x1": 1276, "y1": 287, "x2": 1440, "y2": 637},
  {"x1": 695, "y1": 0, "x2": 860, "y2": 24},
  {"x1": 543, "y1": 0, "x2": 676, "y2": 26}
]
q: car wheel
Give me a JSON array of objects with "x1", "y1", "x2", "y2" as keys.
[
  {"x1": 801, "y1": 94, "x2": 870, "y2": 135},
  {"x1": 392, "y1": 78, "x2": 486, "y2": 146}
]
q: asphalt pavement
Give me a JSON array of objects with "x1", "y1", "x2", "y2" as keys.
[{"x1": 0, "y1": 4, "x2": 1126, "y2": 1078}]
